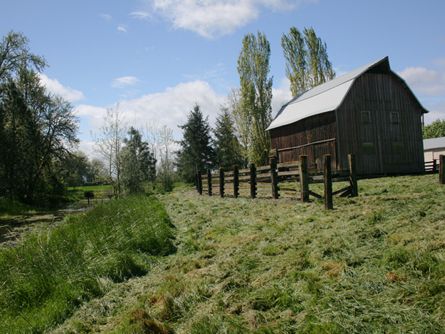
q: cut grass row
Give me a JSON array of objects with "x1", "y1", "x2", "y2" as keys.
[
  {"x1": 0, "y1": 195, "x2": 176, "y2": 333},
  {"x1": 53, "y1": 174, "x2": 445, "y2": 333}
]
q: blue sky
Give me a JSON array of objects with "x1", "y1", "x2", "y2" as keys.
[{"x1": 1, "y1": 0, "x2": 445, "y2": 156}]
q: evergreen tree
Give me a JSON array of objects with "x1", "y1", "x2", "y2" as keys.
[
  {"x1": 177, "y1": 105, "x2": 214, "y2": 182},
  {"x1": 120, "y1": 127, "x2": 156, "y2": 194},
  {"x1": 237, "y1": 31, "x2": 273, "y2": 165},
  {"x1": 281, "y1": 27, "x2": 335, "y2": 97},
  {"x1": 214, "y1": 108, "x2": 244, "y2": 169}
]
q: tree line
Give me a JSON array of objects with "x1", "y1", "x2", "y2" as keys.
[
  {"x1": 177, "y1": 27, "x2": 335, "y2": 182},
  {"x1": 0, "y1": 26, "x2": 336, "y2": 204}
]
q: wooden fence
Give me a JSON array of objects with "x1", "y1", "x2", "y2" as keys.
[{"x1": 196, "y1": 154, "x2": 358, "y2": 210}]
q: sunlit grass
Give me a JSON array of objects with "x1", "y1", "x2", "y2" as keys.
[
  {"x1": 51, "y1": 174, "x2": 445, "y2": 333},
  {"x1": 0, "y1": 195, "x2": 176, "y2": 333}
]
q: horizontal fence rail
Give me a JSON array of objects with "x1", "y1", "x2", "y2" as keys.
[{"x1": 196, "y1": 153, "x2": 360, "y2": 210}]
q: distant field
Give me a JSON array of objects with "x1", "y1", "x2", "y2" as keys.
[
  {"x1": 67, "y1": 184, "x2": 113, "y2": 201},
  {"x1": 51, "y1": 174, "x2": 445, "y2": 333}
]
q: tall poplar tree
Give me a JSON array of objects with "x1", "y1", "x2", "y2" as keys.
[
  {"x1": 237, "y1": 31, "x2": 273, "y2": 165},
  {"x1": 176, "y1": 105, "x2": 214, "y2": 182},
  {"x1": 281, "y1": 27, "x2": 335, "y2": 97}
]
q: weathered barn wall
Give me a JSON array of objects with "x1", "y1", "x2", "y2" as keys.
[
  {"x1": 336, "y1": 72, "x2": 424, "y2": 174},
  {"x1": 270, "y1": 112, "x2": 337, "y2": 171}
]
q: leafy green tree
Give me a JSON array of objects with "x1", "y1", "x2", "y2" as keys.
[
  {"x1": 120, "y1": 127, "x2": 156, "y2": 194},
  {"x1": 177, "y1": 105, "x2": 214, "y2": 182},
  {"x1": 237, "y1": 31, "x2": 273, "y2": 165},
  {"x1": 61, "y1": 152, "x2": 92, "y2": 186},
  {"x1": 214, "y1": 108, "x2": 244, "y2": 169},
  {"x1": 423, "y1": 119, "x2": 445, "y2": 139},
  {"x1": 0, "y1": 66, "x2": 78, "y2": 204},
  {"x1": 281, "y1": 27, "x2": 335, "y2": 97}
]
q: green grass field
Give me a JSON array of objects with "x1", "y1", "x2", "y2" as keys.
[
  {"x1": 0, "y1": 195, "x2": 176, "y2": 333},
  {"x1": 47, "y1": 174, "x2": 445, "y2": 333}
]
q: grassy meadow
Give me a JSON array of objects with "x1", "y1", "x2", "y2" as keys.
[
  {"x1": 46, "y1": 174, "x2": 445, "y2": 333},
  {"x1": 0, "y1": 196, "x2": 176, "y2": 333}
]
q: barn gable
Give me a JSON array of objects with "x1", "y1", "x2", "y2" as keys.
[{"x1": 267, "y1": 57, "x2": 427, "y2": 131}]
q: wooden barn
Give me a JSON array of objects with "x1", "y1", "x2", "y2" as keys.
[{"x1": 267, "y1": 57, "x2": 428, "y2": 175}]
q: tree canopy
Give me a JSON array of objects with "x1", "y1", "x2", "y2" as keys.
[
  {"x1": 423, "y1": 119, "x2": 445, "y2": 139},
  {"x1": 281, "y1": 27, "x2": 335, "y2": 97},
  {"x1": 0, "y1": 32, "x2": 78, "y2": 204},
  {"x1": 214, "y1": 108, "x2": 244, "y2": 169},
  {"x1": 237, "y1": 31, "x2": 273, "y2": 165},
  {"x1": 176, "y1": 105, "x2": 214, "y2": 182}
]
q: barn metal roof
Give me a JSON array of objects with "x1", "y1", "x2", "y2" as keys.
[
  {"x1": 423, "y1": 137, "x2": 445, "y2": 150},
  {"x1": 267, "y1": 56, "x2": 415, "y2": 130}
]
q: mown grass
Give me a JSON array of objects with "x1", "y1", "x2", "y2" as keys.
[
  {"x1": 50, "y1": 174, "x2": 445, "y2": 333},
  {"x1": 0, "y1": 195, "x2": 176, "y2": 333}
]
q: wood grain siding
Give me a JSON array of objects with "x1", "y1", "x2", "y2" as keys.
[
  {"x1": 336, "y1": 72, "x2": 424, "y2": 175},
  {"x1": 270, "y1": 112, "x2": 337, "y2": 170}
]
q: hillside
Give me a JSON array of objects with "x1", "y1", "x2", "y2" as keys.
[{"x1": 49, "y1": 174, "x2": 445, "y2": 333}]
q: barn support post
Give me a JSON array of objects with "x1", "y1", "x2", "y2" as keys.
[
  {"x1": 324, "y1": 155, "x2": 333, "y2": 210},
  {"x1": 219, "y1": 168, "x2": 225, "y2": 198},
  {"x1": 207, "y1": 169, "x2": 212, "y2": 196},
  {"x1": 299, "y1": 155, "x2": 309, "y2": 202},
  {"x1": 440, "y1": 155, "x2": 445, "y2": 184},
  {"x1": 233, "y1": 165, "x2": 239, "y2": 198},
  {"x1": 270, "y1": 157, "x2": 279, "y2": 199},
  {"x1": 250, "y1": 163, "x2": 257, "y2": 199},
  {"x1": 348, "y1": 154, "x2": 358, "y2": 197}
]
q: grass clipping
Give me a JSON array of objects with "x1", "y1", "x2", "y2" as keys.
[
  {"x1": 77, "y1": 174, "x2": 444, "y2": 334},
  {"x1": 0, "y1": 195, "x2": 176, "y2": 333}
]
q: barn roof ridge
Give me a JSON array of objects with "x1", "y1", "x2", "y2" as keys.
[{"x1": 267, "y1": 56, "x2": 397, "y2": 130}]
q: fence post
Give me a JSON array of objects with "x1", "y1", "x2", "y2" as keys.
[
  {"x1": 324, "y1": 155, "x2": 333, "y2": 210},
  {"x1": 207, "y1": 169, "x2": 212, "y2": 196},
  {"x1": 250, "y1": 163, "x2": 257, "y2": 199},
  {"x1": 440, "y1": 155, "x2": 445, "y2": 184},
  {"x1": 299, "y1": 155, "x2": 309, "y2": 202},
  {"x1": 197, "y1": 172, "x2": 203, "y2": 195},
  {"x1": 348, "y1": 154, "x2": 358, "y2": 197},
  {"x1": 433, "y1": 159, "x2": 437, "y2": 173},
  {"x1": 233, "y1": 165, "x2": 239, "y2": 198},
  {"x1": 270, "y1": 157, "x2": 279, "y2": 199},
  {"x1": 219, "y1": 168, "x2": 224, "y2": 198}
]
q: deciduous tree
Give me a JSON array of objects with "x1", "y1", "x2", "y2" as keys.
[
  {"x1": 237, "y1": 31, "x2": 273, "y2": 165},
  {"x1": 281, "y1": 27, "x2": 335, "y2": 97}
]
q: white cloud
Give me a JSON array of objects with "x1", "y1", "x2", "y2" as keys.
[
  {"x1": 147, "y1": 0, "x2": 317, "y2": 38},
  {"x1": 78, "y1": 80, "x2": 225, "y2": 140},
  {"x1": 99, "y1": 13, "x2": 112, "y2": 20},
  {"x1": 130, "y1": 11, "x2": 151, "y2": 20},
  {"x1": 112, "y1": 76, "x2": 140, "y2": 88},
  {"x1": 117, "y1": 24, "x2": 127, "y2": 33},
  {"x1": 39, "y1": 74, "x2": 85, "y2": 102},
  {"x1": 399, "y1": 66, "x2": 445, "y2": 96},
  {"x1": 271, "y1": 78, "x2": 292, "y2": 117}
]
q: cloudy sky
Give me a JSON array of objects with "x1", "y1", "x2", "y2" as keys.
[{"x1": 1, "y1": 0, "x2": 445, "y2": 157}]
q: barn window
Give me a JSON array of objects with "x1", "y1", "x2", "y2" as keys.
[
  {"x1": 361, "y1": 111, "x2": 371, "y2": 124},
  {"x1": 390, "y1": 111, "x2": 400, "y2": 124}
]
